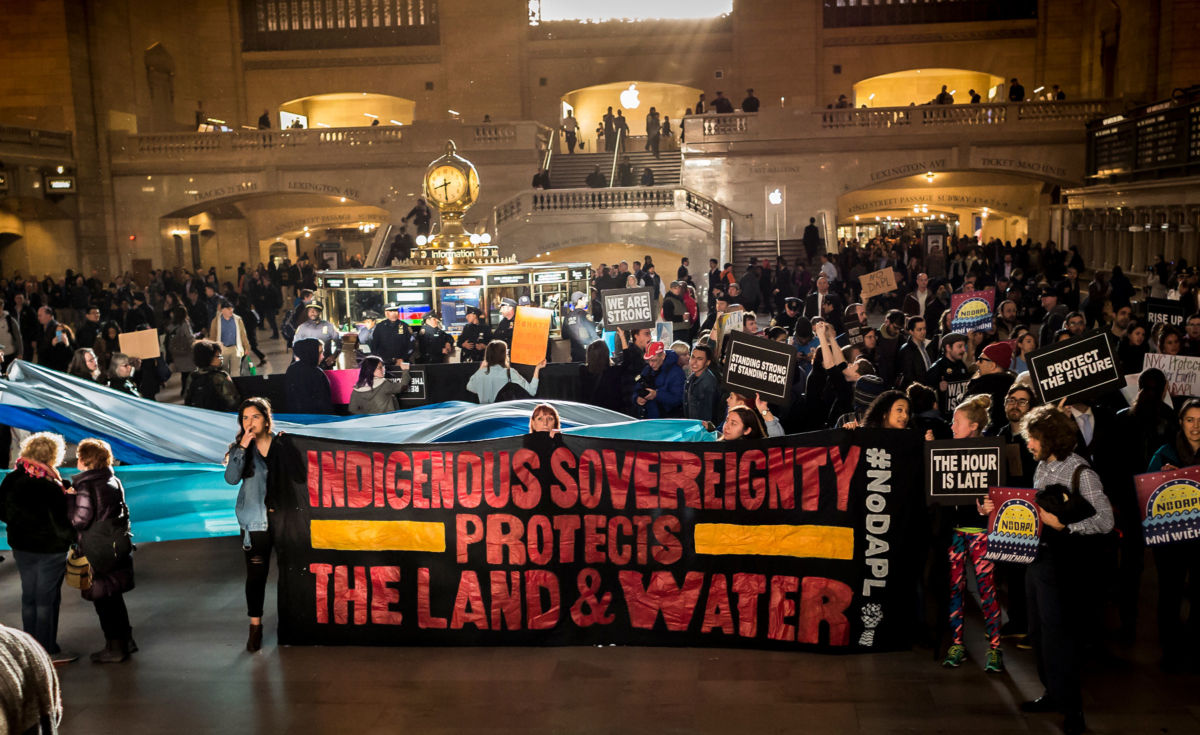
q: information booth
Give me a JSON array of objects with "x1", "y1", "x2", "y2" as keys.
[{"x1": 317, "y1": 263, "x2": 591, "y2": 335}]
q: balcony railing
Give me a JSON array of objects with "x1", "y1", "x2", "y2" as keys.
[
  {"x1": 684, "y1": 100, "x2": 1117, "y2": 145},
  {"x1": 109, "y1": 121, "x2": 547, "y2": 169},
  {"x1": 494, "y1": 186, "x2": 718, "y2": 231},
  {"x1": 0, "y1": 124, "x2": 73, "y2": 157},
  {"x1": 824, "y1": 0, "x2": 1037, "y2": 28}
]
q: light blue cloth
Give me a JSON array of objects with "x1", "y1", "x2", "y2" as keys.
[{"x1": 0, "y1": 360, "x2": 712, "y2": 464}]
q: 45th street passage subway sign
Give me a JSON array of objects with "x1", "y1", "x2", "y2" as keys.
[{"x1": 270, "y1": 430, "x2": 923, "y2": 652}]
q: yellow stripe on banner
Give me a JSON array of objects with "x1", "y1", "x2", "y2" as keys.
[
  {"x1": 309, "y1": 520, "x2": 446, "y2": 552},
  {"x1": 693, "y1": 523, "x2": 854, "y2": 560}
]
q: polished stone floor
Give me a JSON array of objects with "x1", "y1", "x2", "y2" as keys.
[{"x1": 0, "y1": 537, "x2": 1195, "y2": 734}]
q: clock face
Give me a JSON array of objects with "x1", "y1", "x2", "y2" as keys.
[
  {"x1": 428, "y1": 165, "x2": 467, "y2": 204},
  {"x1": 468, "y1": 168, "x2": 480, "y2": 201}
]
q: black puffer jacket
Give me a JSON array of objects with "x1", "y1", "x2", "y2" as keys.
[{"x1": 69, "y1": 466, "x2": 134, "y2": 601}]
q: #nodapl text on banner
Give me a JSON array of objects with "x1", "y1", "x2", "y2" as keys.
[{"x1": 270, "y1": 430, "x2": 923, "y2": 652}]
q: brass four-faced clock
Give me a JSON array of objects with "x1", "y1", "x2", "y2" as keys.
[{"x1": 423, "y1": 140, "x2": 479, "y2": 216}]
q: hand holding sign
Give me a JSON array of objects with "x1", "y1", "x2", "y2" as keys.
[
  {"x1": 859, "y1": 269, "x2": 897, "y2": 300},
  {"x1": 721, "y1": 331, "x2": 797, "y2": 405},
  {"x1": 601, "y1": 287, "x2": 655, "y2": 331},
  {"x1": 510, "y1": 306, "x2": 552, "y2": 365}
]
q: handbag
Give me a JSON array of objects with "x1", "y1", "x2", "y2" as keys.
[
  {"x1": 1035, "y1": 465, "x2": 1097, "y2": 525},
  {"x1": 65, "y1": 548, "x2": 92, "y2": 590}
]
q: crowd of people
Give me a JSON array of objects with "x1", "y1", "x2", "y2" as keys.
[{"x1": 1, "y1": 227, "x2": 1198, "y2": 735}]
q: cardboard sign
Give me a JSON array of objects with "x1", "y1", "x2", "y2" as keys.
[
  {"x1": 1026, "y1": 330, "x2": 1123, "y2": 405},
  {"x1": 1142, "y1": 353, "x2": 1200, "y2": 398},
  {"x1": 949, "y1": 290, "x2": 995, "y2": 333},
  {"x1": 859, "y1": 268, "x2": 897, "y2": 300},
  {"x1": 601, "y1": 287, "x2": 655, "y2": 331},
  {"x1": 117, "y1": 328, "x2": 161, "y2": 360},
  {"x1": 984, "y1": 487, "x2": 1041, "y2": 564},
  {"x1": 387, "y1": 366, "x2": 426, "y2": 402},
  {"x1": 510, "y1": 306, "x2": 552, "y2": 365},
  {"x1": 721, "y1": 330, "x2": 797, "y2": 404},
  {"x1": 925, "y1": 438, "x2": 1006, "y2": 505},
  {"x1": 1146, "y1": 297, "x2": 1185, "y2": 327},
  {"x1": 1135, "y1": 466, "x2": 1200, "y2": 546}
]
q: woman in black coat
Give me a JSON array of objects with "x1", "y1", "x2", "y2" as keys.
[
  {"x1": 68, "y1": 438, "x2": 135, "y2": 663},
  {"x1": 0, "y1": 432, "x2": 75, "y2": 663},
  {"x1": 285, "y1": 338, "x2": 333, "y2": 414}
]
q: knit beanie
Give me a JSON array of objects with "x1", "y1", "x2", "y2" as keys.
[
  {"x1": 853, "y1": 374, "x2": 887, "y2": 413},
  {"x1": 980, "y1": 341, "x2": 1014, "y2": 371}
]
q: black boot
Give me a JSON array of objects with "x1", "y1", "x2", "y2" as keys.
[
  {"x1": 91, "y1": 639, "x2": 130, "y2": 664},
  {"x1": 247, "y1": 623, "x2": 263, "y2": 652}
]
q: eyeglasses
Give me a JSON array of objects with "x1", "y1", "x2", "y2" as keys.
[{"x1": 1004, "y1": 398, "x2": 1031, "y2": 407}]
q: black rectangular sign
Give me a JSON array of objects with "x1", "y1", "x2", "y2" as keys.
[
  {"x1": 924, "y1": 438, "x2": 1006, "y2": 505},
  {"x1": 1026, "y1": 330, "x2": 1123, "y2": 405},
  {"x1": 1146, "y1": 297, "x2": 1185, "y2": 327},
  {"x1": 721, "y1": 330, "x2": 796, "y2": 405},
  {"x1": 387, "y1": 276, "x2": 432, "y2": 289},
  {"x1": 487, "y1": 274, "x2": 528, "y2": 286},
  {"x1": 388, "y1": 366, "x2": 426, "y2": 402},
  {"x1": 601, "y1": 287, "x2": 655, "y2": 331}
]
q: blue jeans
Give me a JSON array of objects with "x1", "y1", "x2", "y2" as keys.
[{"x1": 12, "y1": 550, "x2": 66, "y2": 654}]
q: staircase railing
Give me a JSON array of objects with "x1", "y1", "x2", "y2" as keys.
[
  {"x1": 542, "y1": 128, "x2": 556, "y2": 175},
  {"x1": 608, "y1": 128, "x2": 624, "y2": 187}
]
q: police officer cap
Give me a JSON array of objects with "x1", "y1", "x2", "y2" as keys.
[
  {"x1": 518, "y1": 295, "x2": 531, "y2": 306},
  {"x1": 784, "y1": 296, "x2": 801, "y2": 306},
  {"x1": 383, "y1": 303, "x2": 401, "y2": 312},
  {"x1": 570, "y1": 291, "x2": 585, "y2": 303},
  {"x1": 500, "y1": 297, "x2": 517, "y2": 308},
  {"x1": 466, "y1": 306, "x2": 483, "y2": 317},
  {"x1": 362, "y1": 310, "x2": 382, "y2": 320},
  {"x1": 306, "y1": 301, "x2": 325, "y2": 313}
]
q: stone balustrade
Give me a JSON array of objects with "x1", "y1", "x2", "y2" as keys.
[
  {"x1": 494, "y1": 186, "x2": 719, "y2": 230},
  {"x1": 685, "y1": 100, "x2": 1117, "y2": 144},
  {"x1": 110, "y1": 121, "x2": 546, "y2": 169}
]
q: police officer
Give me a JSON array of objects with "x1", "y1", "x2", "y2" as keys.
[
  {"x1": 562, "y1": 291, "x2": 598, "y2": 362},
  {"x1": 457, "y1": 306, "x2": 491, "y2": 362},
  {"x1": 772, "y1": 297, "x2": 803, "y2": 335},
  {"x1": 415, "y1": 313, "x2": 455, "y2": 364},
  {"x1": 292, "y1": 302, "x2": 341, "y2": 368},
  {"x1": 493, "y1": 298, "x2": 517, "y2": 348},
  {"x1": 371, "y1": 303, "x2": 415, "y2": 366}
]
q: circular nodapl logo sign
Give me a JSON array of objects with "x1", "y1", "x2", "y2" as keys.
[
  {"x1": 953, "y1": 297, "x2": 990, "y2": 322},
  {"x1": 988, "y1": 497, "x2": 1040, "y2": 563},
  {"x1": 1143, "y1": 478, "x2": 1200, "y2": 545}
]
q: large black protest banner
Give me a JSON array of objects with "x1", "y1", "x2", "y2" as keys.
[
  {"x1": 722, "y1": 331, "x2": 797, "y2": 404},
  {"x1": 1026, "y1": 331, "x2": 1123, "y2": 405},
  {"x1": 270, "y1": 429, "x2": 924, "y2": 652},
  {"x1": 1146, "y1": 297, "x2": 1185, "y2": 328},
  {"x1": 925, "y1": 438, "x2": 1006, "y2": 505},
  {"x1": 601, "y1": 288, "x2": 655, "y2": 331}
]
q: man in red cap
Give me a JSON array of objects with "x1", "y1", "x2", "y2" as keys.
[
  {"x1": 634, "y1": 340, "x2": 685, "y2": 419},
  {"x1": 967, "y1": 340, "x2": 1016, "y2": 431}
]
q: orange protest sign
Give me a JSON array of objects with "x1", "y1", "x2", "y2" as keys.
[{"x1": 510, "y1": 306, "x2": 552, "y2": 365}]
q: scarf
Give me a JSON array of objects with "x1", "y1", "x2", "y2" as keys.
[{"x1": 15, "y1": 458, "x2": 63, "y2": 487}]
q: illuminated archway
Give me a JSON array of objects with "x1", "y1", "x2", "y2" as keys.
[
  {"x1": 278, "y1": 93, "x2": 415, "y2": 129},
  {"x1": 560, "y1": 82, "x2": 702, "y2": 152},
  {"x1": 853, "y1": 69, "x2": 1005, "y2": 108}
]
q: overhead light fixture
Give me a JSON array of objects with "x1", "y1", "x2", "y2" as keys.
[
  {"x1": 416, "y1": 235, "x2": 428, "y2": 246},
  {"x1": 481, "y1": 233, "x2": 492, "y2": 244},
  {"x1": 364, "y1": 113, "x2": 378, "y2": 119},
  {"x1": 1034, "y1": 86, "x2": 1045, "y2": 94},
  {"x1": 316, "y1": 122, "x2": 331, "y2": 128},
  {"x1": 340, "y1": 197, "x2": 347, "y2": 203},
  {"x1": 448, "y1": 109, "x2": 461, "y2": 117},
  {"x1": 925, "y1": 171, "x2": 935, "y2": 183},
  {"x1": 949, "y1": 90, "x2": 956, "y2": 96},
  {"x1": 390, "y1": 120, "x2": 403, "y2": 125}
]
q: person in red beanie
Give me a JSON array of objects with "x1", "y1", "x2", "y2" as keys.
[{"x1": 968, "y1": 340, "x2": 1016, "y2": 432}]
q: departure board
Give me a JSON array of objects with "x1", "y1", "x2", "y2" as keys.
[
  {"x1": 1088, "y1": 100, "x2": 1200, "y2": 181},
  {"x1": 1134, "y1": 110, "x2": 1186, "y2": 169}
]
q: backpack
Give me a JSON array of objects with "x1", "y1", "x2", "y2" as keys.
[
  {"x1": 185, "y1": 371, "x2": 219, "y2": 410},
  {"x1": 494, "y1": 370, "x2": 533, "y2": 402},
  {"x1": 280, "y1": 309, "x2": 297, "y2": 343}
]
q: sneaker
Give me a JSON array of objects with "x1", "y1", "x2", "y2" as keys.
[
  {"x1": 50, "y1": 650, "x2": 79, "y2": 665},
  {"x1": 941, "y1": 644, "x2": 966, "y2": 668},
  {"x1": 985, "y1": 648, "x2": 1005, "y2": 673}
]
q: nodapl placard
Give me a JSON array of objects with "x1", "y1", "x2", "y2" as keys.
[
  {"x1": 269, "y1": 429, "x2": 924, "y2": 652},
  {"x1": 1134, "y1": 466, "x2": 1200, "y2": 546},
  {"x1": 1026, "y1": 331, "x2": 1123, "y2": 405},
  {"x1": 924, "y1": 438, "x2": 1006, "y2": 505},
  {"x1": 949, "y1": 290, "x2": 995, "y2": 334},
  {"x1": 984, "y1": 487, "x2": 1041, "y2": 564}
]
